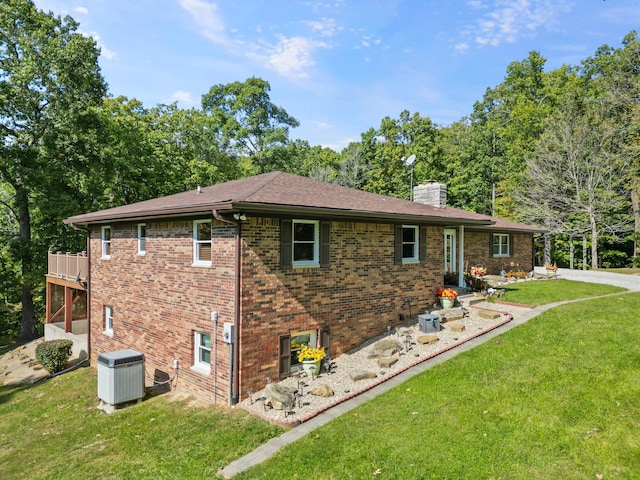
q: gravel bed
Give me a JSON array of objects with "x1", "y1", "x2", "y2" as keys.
[{"x1": 239, "y1": 302, "x2": 526, "y2": 426}]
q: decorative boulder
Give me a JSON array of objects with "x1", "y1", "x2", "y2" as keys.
[
  {"x1": 377, "y1": 356, "x2": 398, "y2": 368},
  {"x1": 264, "y1": 383, "x2": 296, "y2": 410},
  {"x1": 309, "y1": 384, "x2": 334, "y2": 397},
  {"x1": 450, "y1": 324, "x2": 466, "y2": 332},
  {"x1": 417, "y1": 334, "x2": 439, "y2": 345},
  {"x1": 367, "y1": 339, "x2": 402, "y2": 358},
  {"x1": 349, "y1": 370, "x2": 377, "y2": 381}
]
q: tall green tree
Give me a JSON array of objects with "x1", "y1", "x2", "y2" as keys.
[
  {"x1": 0, "y1": 0, "x2": 106, "y2": 340},
  {"x1": 471, "y1": 52, "x2": 577, "y2": 218},
  {"x1": 201, "y1": 77, "x2": 299, "y2": 174}
]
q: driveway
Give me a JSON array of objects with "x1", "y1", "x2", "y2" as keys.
[{"x1": 534, "y1": 267, "x2": 640, "y2": 291}]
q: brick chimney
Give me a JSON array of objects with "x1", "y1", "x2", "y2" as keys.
[{"x1": 413, "y1": 181, "x2": 447, "y2": 208}]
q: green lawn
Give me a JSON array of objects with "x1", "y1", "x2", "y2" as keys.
[
  {"x1": 0, "y1": 369, "x2": 282, "y2": 479},
  {"x1": 495, "y1": 278, "x2": 625, "y2": 307},
  {"x1": 237, "y1": 289, "x2": 640, "y2": 478},
  {"x1": 1, "y1": 281, "x2": 638, "y2": 479}
]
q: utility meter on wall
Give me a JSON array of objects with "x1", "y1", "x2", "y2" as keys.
[{"x1": 222, "y1": 322, "x2": 234, "y2": 344}]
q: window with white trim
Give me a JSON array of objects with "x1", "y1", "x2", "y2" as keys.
[
  {"x1": 137, "y1": 223, "x2": 146, "y2": 255},
  {"x1": 193, "y1": 331, "x2": 211, "y2": 374},
  {"x1": 293, "y1": 220, "x2": 319, "y2": 267},
  {"x1": 492, "y1": 234, "x2": 510, "y2": 257},
  {"x1": 193, "y1": 220, "x2": 212, "y2": 266},
  {"x1": 101, "y1": 226, "x2": 111, "y2": 259},
  {"x1": 402, "y1": 225, "x2": 419, "y2": 263},
  {"x1": 104, "y1": 305, "x2": 113, "y2": 335}
]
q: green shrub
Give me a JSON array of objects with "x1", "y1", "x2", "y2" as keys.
[{"x1": 35, "y1": 339, "x2": 73, "y2": 374}]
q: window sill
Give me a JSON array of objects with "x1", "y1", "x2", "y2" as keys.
[
  {"x1": 292, "y1": 263, "x2": 320, "y2": 269},
  {"x1": 190, "y1": 365, "x2": 210, "y2": 377},
  {"x1": 191, "y1": 262, "x2": 212, "y2": 268},
  {"x1": 137, "y1": 252, "x2": 146, "y2": 257},
  {"x1": 402, "y1": 259, "x2": 420, "y2": 264},
  {"x1": 101, "y1": 256, "x2": 111, "y2": 261},
  {"x1": 492, "y1": 254, "x2": 510, "y2": 258},
  {"x1": 103, "y1": 330, "x2": 113, "y2": 337}
]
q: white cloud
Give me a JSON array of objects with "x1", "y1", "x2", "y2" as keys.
[
  {"x1": 74, "y1": 6, "x2": 88, "y2": 15},
  {"x1": 252, "y1": 35, "x2": 328, "y2": 80},
  {"x1": 303, "y1": 17, "x2": 339, "y2": 37},
  {"x1": 170, "y1": 90, "x2": 194, "y2": 105},
  {"x1": 178, "y1": 0, "x2": 228, "y2": 45},
  {"x1": 460, "y1": 0, "x2": 572, "y2": 49}
]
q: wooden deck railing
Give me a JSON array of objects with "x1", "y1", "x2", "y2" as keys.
[{"x1": 47, "y1": 251, "x2": 88, "y2": 283}]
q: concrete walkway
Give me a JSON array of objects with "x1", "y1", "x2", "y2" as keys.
[{"x1": 219, "y1": 271, "x2": 639, "y2": 478}]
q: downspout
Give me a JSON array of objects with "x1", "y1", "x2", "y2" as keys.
[
  {"x1": 212, "y1": 210, "x2": 241, "y2": 406},
  {"x1": 69, "y1": 223, "x2": 91, "y2": 363}
]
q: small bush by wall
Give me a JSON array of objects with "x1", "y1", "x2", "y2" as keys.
[{"x1": 35, "y1": 340, "x2": 73, "y2": 374}]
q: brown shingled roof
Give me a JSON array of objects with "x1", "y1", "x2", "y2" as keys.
[{"x1": 63, "y1": 172, "x2": 540, "y2": 233}]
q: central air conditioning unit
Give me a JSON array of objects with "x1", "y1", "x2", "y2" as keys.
[{"x1": 97, "y1": 349, "x2": 145, "y2": 406}]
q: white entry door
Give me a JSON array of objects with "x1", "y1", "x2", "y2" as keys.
[{"x1": 444, "y1": 229, "x2": 456, "y2": 273}]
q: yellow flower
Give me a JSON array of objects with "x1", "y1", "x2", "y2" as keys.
[{"x1": 297, "y1": 346, "x2": 326, "y2": 362}]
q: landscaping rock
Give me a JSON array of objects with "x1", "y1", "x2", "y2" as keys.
[
  {"x1": 309, "y1": 384, "x2": 334, "y2": 397},
  {"x1": 264, "y1": 383, "x2": 296, "y2": 410},
  {"x1": 367, "y1": 339, "x2": 402, "y2": 358},
  {"x1": 479, "y1": 311, "x2": 501, "y2": 320},
  {"x1": 450, "y1": 324, "x2": 466, "y2": 332},
  {"x1": 377, "y1": 356, "x2": 398, "y2": 368},
  {"x1": 349, "y1": 370, "x2": 377, "y2": 381},
  {"x1": 417, "y1": 334, "x2": 439, "y2": 345},
  {"x1": 396, "y1": 327, "x2": 414, "y2": 337}
]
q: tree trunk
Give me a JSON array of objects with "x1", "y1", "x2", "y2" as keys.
[
  {"x1": 632, "y1": 189, "x2": 640, "y2": 261},
  {"x1": 590, "y1": 213, "x2": 599, "y2": 270},
  {"x1": 569, "y1": 234, "x2": 574, "y2": 269},
  {"x1": 543, "y1": 232, "x2": 551, "y2": 266},
  {"x1": 16, "y1": 186, "x2": 37, "y2": 342},
  {"x1": 582, "y1": 236, "x2": 588, "y2": 270}
]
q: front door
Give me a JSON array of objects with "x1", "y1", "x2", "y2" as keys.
[{"x1": 444, "y1": 229, "x2": 456, "y2": 274}]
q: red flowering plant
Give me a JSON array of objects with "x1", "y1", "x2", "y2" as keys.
[
  {"x1": 544, "y1": 263, "x2": 558, "y2": 272},
  {"x1": 436, "y1": 288, "x2": 458, "y2": 299},
  {"x1": 469, "y1": 265, "x2": 487, "y2": 277}
]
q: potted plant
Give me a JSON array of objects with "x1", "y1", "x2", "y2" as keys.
[
  {"x1": 297, "y1": 346, "x2": 326, "y2": 378},
  {"x1": 469, "y1": 265, "x2": 487, "y2": 277},
  {"x1": 436, "y1": 287, "x2": 458, "y2": 309},
  {"x1": 544, "y1": 263, "x2": 558, "y2": 277}
]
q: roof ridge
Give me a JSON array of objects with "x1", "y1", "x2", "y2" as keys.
[{"x1": 234, "y1": 171, "x2": 283, "y2": 202}]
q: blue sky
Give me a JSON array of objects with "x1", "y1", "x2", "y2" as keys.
[{"x1": 34, "y1": 0, "x2": 640, "y2": 151}]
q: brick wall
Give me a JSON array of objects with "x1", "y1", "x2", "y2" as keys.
[
  {"x1": 463, "y1": 231, "x2": 534, "y2": 274},
  {"x1": 238, "y1": 218, "x2": 444, "y2": 396},
  {"x1": 87, "y1": 215, "x2": 534, "y2": 405},
  {"x1": 89, "y1": 219, "x2": 236, "y2": 404}
]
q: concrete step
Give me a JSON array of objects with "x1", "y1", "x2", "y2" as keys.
[{"x1": 457, "y1": 294, "x2": 485, "y2": 308}]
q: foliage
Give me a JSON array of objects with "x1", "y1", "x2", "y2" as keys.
[
  {"x1": 201, "y1": 77, "x2": 299, "y2": 174},
  {"x1": 297, "y1": 346, "x2": 326, "y2": 362},
  {"x1": 35, "y1": 339, "x2": 73, "y2": 373},
  {"x1": 464, "y1": 273, "x2": 488, "y2": 292},
  {"x1": 436, "y1": 287, "x2": 458, "y2": 299},
  {"x1": 469, "y1": 265, "x2": 487, "y2": 276},
  {"x1": 443, "y1": 271, "x2": 458, "y2": 286},
  {"x1": 0, "y1": 0, "x2": 107, "y2": 341}
]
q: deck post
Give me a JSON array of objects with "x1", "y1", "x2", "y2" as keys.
[{"x1": 64, "y1": 286, "x2": 73, "y2": 333}]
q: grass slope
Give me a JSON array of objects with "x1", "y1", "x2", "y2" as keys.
[{"x1": 238, "y1": 291, "x2": 640, "y2": 479}]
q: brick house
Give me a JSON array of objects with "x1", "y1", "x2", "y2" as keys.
[{"x1": 49, "y1": 171, "x2": 544, "y2": 405}]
